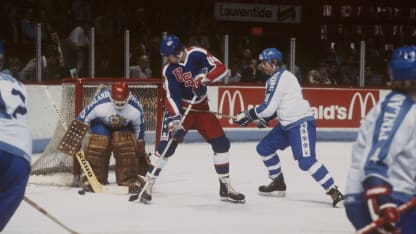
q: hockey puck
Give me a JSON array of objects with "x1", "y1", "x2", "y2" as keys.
[{"x1": 78, "y1": 189, "x2": 86, "y2": 195}]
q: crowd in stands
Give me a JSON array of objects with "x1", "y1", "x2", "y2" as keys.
[{"x1": 0, "y1": 0, "x2": 415, "y2": 87}]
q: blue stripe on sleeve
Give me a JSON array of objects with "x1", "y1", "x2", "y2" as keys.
[
  {"x1": 255, "y1": 68, "x2": 284, "y2": 117},
  {"x1": 77, "y1": 94, "x2": 111, "y2": 122}
]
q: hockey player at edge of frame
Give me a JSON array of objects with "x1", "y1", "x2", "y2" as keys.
[
  {"x1": 144, "y1": 35, "x2": 245, "y2": 203},
  {"x1": 76, "y1": 82, "x2": 151, "y2": 200},
  {"x1": 233, "y1": 48, "x2": 344, "y2": 207},
  {"x1": 344, "y1": 46, "x2": 416, "y2": 234},
  {"x1": 0, "y1": 72, "x2": 31, "y2": 231}
]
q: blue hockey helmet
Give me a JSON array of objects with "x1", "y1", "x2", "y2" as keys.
[
  {"x1": 389, "y1": 46, "x2": 416, "y2": 81},
  {"x1": 258, "y1": 48, "x2": 282, "y2": 65},
  {"x1": 160, "y1": 35, "x2": 183, "y2": 57}
]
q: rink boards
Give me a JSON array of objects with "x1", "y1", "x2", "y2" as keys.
[{"x1": 25, "y1": 84, "x2": 390, "y2": 153}]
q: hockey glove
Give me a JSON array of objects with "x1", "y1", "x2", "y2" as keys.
[
  {"x1": 255, "y1": 119, "x2": 268, "y2": 128},
  {"x1": 255, "y1": 113, "x2": 277, "y2": 128},
  {"x1": 192, "y1": 74, "x2": 210, "y2": 97},
  {"x1": 234, "y1": 109, "x2": 257, "y2": 127},
  {"x1": 363, "y1": 176, "x2": 400, "y2": 234},
  {"x1": 168, "y1": 115, "x2": 186, "y2": 141}
]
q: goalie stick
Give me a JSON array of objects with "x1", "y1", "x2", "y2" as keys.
[
  {"x1": 43, "y1": 86, "x2": 128, "y2": 194},
  {"x1": 129, "y1": 95, "x2": 198, "y2": 203},
  {"x1": 24, "y1": 196, "x2": 80, "y2": 234},
  {"x1": 357, "y1": 197, "x2": 416, "y2": 234}
]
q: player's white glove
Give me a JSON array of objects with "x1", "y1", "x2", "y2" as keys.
[
  {"x1": 168, "y1": 115, "x2": 186, "y2": 141},
  {"x1": 233, "y1": 109, "x2": 257, "y2": 127}
]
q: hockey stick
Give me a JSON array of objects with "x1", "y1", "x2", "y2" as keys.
[
  {"x1": 43, "y1": 86, "x2": 128, "y2": 194},
  {"x1": 357, "y1": 197, "x2": 416, "y2": 234},
  {"x1": 129, "y1": 95, "x2": 199, "y2": 202},
  {"x1": 23, "y1": 196, "x2": 80, "y2": 234},
  {"x1": 182, "y1": 107, "x2": 236, "y2": 119}
]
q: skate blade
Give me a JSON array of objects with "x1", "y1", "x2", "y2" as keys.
[
  {"x1": 140, "y1": 198, "x2": 151, "y2": 204},
  {"x1": 258, "y1": 191, "x2": 286, "y2": 197},
  {"x1": 220, "y1": 197, "x2": 246, "y2": 204},
  {"x1": 333, "y1": 200, "x2": 344, "y2": 208}
]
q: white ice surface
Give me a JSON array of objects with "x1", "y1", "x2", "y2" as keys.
[{"x1": 6, "y1": 142, "x2": 355, "y2": 234}]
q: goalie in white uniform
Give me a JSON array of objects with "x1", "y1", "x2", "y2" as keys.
[
  {"x1": 345, "y1": 46, "x2": 416, "y2": 233},
  {"x1": 77, "y1": 82, "x2": 148, "y2": 193}
]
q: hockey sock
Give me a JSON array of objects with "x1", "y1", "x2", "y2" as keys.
[
  {"x1": 261, "y1": 153, "x2": 282, "y2": 180},
  {"x1": 213, "y1": 152, "x2": 230, "y2": 178},
  {"x1": 305, "y1": 161, "x2": 335, "y2": 191},
  {"x1": 147, "y1": 153, "x2": 168, "y2": 177}
]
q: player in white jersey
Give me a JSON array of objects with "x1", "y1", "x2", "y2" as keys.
[
  {"x1": 77, "y1": 82, "x2": 149, "y2": 196},
  {"x1": 0, "y1": 72, "x2": 31, "y2": 231},
  {"x1": 234, "y1": 48, "x2": 343, "y2": 207},
  {"x1": 345, "y1": 46, "x2": 416, "y2": 234}
]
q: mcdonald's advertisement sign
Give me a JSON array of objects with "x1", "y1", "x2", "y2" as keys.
[{"x1": 215, "y1": 86, "x2": 381, "y2": 129}]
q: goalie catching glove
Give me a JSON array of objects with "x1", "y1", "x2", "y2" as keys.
[{"x1": 363, "y1": 176, "x2": 400, "y2": 234}]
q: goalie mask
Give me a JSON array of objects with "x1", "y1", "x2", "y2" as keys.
[{"x1": 110, "y1": 82, "x2": 130, "y2": 110}]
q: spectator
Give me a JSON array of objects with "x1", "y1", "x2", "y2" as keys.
[
  {"x1": 341, "y1": 55, "x2": 359, "y2": 85},
  {"x1": 38, "y1": 9, "x2": 53, "y2": 40},
  {"x1": 228, "y1": 68, "x2": 241, "y2": 83},
  {"x1": 241, "y1": 48, "x2": 253, "y2": 70},
  {"x1": 46, "y1": 31, "x2": 84, "y2": 78},
  {"x1": 19, "y1": 50, "x2": 63, "y2": 80},
  {"x1": 241, "y1": 58, "x2": 267, "y2": 83},
  {"x1": 67, "y1": 21, "x2": 89, "y2": 48},
  {"x1": 365, "y1": 66, "x2": 383, "y2": 86},
  {"x1": 130, "y1": 55, "x2": 152, "y2": 78},
  {"x1": 20, "y1": 8, "x2": 36, "y2": 43},
  {"x1": 2, "y1": 57, "x2": 22, "y2": 79},
  {"x1": 307, "y1": 69, "x2": 321, "y2": 85},
  {"x1": 318, "y1": 62, "x2": 333, "y2": 85},
  {"x1": 327, "y1": 62, "x2": 342, "y2": 85}
]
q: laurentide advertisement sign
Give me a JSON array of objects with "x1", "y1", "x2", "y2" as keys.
[{"x1": 215, "y1": 2, "x2": 301, "y2": 24}]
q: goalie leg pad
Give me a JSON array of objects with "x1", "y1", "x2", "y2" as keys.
[
  {"x1": 112, "y1": 131, "x2": 142, "y2": 186},
  {"x1": 84, "y1": 134, "x2": 111, "y2": 185},
  {"x1": 136, "y1": 140, "x2": 149, "y2": 176}
]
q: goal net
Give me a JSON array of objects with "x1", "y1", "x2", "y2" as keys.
[{"x1": 30, "y1": 78, "x2": 163, "y2": 186}]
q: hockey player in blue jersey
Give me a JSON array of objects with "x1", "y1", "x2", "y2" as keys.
[
  {"x1": 76, "y1": 82, "x2": 149, "y2": 196},
  {"x1": 0, "y1": 72, "x2": 31, "y2": 231},
  {"x1": 344, "y1": 46, "x2": 416, "y2": 234},
  {"x1": 144, "y1": 35, "x2": 245, "y2": 203},
  {"x1": 234, "y1": 48, "x2": 344, "y2": 207}
]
